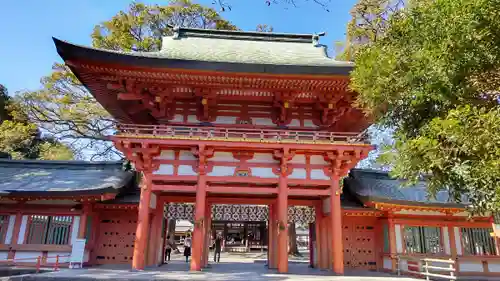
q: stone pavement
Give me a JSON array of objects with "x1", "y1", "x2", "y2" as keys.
[{"x1": 1, "y1": 252, "x2": 421, "y2": 281}]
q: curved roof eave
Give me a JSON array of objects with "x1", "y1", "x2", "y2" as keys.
[{"x1": 53, "y1": 37, "x2": 354, "y2": 76}]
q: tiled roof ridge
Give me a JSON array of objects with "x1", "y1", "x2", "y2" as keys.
[
  {"x1": 167, "y1": 24, "x2": 326, "y2": 44},
  {"x1": 0, "y1": 159, "x2": 124, "y2": 168}
]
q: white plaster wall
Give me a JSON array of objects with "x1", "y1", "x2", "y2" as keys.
[
  {"x1": 443, "y1": 227, "x2": 451, "y2": 255},
  {"x1": 310, "y1": 155, "x2": 328, "y2": 165},
  {"x1": 459, "y1": 261, "x2": 483, "y2": 272},
  {"x1": 17, "y1": 216, "x2": 28, "y2": 244},
  {"x1": 172, "y1": 114, "x2": 184, "y2": 122},
  {"x1": 0, "y1": 251, "x2": 8, "y2": 260},
  {"x1": 47, "y1": 252, "x2": 71, "y2": 263},
  {"x1": 289, "y1": 119, "x2": 300, "y2": 127},
  {"x1": 289, "y1": 168, "x2": 307, "y2": 179},
  {"x1": 251, "y1": 118, "x2": 274, "y2": 126},
  {"x1": 5, "y1": 215, "x2": 16, "y2": 244},
  {"x1": 454, "y1": 227, "x2": 463, "y2": 255},
  {"x1": 156, "y1": 150, "x2": 175, "y2": 160},
  {"x1": 187, "y1": 115, "x2": 198, "y2": 123},
  {"x1": 311, "y1": 169, "x2": 329, "y2": 180},
  {"x1": 214, "y1": 116, "x2": 237, "y2": 124},
  {"x1": 150, "y1": 193, "x2": 157, "y2": 209},
  {"x1": 395, "y1": 224, "x2": 403, "y2": 254},
  {"x1": 303, "y1": 120, "x2": 318, "y2": 128},
  {"x1": 71, "y1": 216, "x2": 80, "y2": 245},
  {"x1": 15, "y1": 251, "x2": 41, "y2": 262},
  {"x1": 488, "y1": 261, "x2": 500, "y2": 272},
  {"x1": 210, "y1": 152, "x2": 239, "y2": 162},
  {"x1": 394, "y1": 210, "x2": 444, "y2": 216},
  {"x1": 247, "y1": 153, "x2": 276, "y2": 163},
  {"x1": 208, "y1": 166, "x2": 236, "y2": 177},
  {"x1": 289, "y1": 154, "x2": 306, "y2": 164},
  {"x1": 154, "y1": 164, "x2": 174, "y2": 175},
  {"x1": 179, "y1": 151, "x2": 196, "y2": 160},
  {"x1": 383, "y1": 257, "x2": 392, "y2": 270},
  {"x1": 399, "y1": 259, "x2": 408, "y2": 272},
  {"x1": 251, "y1": 168, "x2": 278, "y2": 178},
  {"x1": 178, "y1": 165, "x2": 197, "y2": 176}
]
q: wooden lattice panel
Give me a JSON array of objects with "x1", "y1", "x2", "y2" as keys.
[
  {"x1": 343, "y1": 217, "x2": 377, "y2": 271},
  {"x1": 92, "y1": 211, "x2": 137, "y2": 265}
]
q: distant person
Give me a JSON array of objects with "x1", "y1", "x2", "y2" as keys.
[
  {"x1": 214, "y1": 235, "x2": 223, "y2": 263},
  {"x1": 184, "y1": 234, "x2": 192, "y2": 263},
  {"x1": 164, "y1": 235, "x2": 174, "y2": 263}
]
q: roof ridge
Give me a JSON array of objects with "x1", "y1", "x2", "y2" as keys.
[
  {"x1": 0, "y1": 159, "x2": 124, "y2": 167},
  {"x1": 167, "y1": 24, "x2": 325, "y2": 44}
]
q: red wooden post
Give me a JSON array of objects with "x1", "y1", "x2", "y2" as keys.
[
  {"x1": 330, "y1": 176, "x2": 344, "y2": 274},
  {"x1": 36, "y1": 256, "x2": 41, "y2": 273},
  {"x1": 277, "y1": 175, "x2": 288, "y2": 273},
  {"x1": 132, "y1": 173, "x2": 153, "y2": 271},
  {"x1": 54, "y1": 255, "x2": 59, "y2": 271}
]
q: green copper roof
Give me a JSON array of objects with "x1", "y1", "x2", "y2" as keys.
[
  {"x1": 345, "y1": 169, "x2": 468, "y2": 207},
  {"x1": 0, "y1": 159, "x2": 133, "y2": 195},
  {"x1": 157, "y1": 26, "x2": 352, "y2": 67},
  {"x1": 53, "y1": 27, "x2": 353, "y2": 75}
]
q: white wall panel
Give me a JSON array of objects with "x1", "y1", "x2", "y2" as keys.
[
  {"x1": 310, "y1": 169, "x2": 329, "y2": 180},
  {"x1": 178, "y1": 165, "x2": 197, "y2": 176},
  {"x1": 210, "y1": 152, "x2": 239, "y2": 162},
  {"x1": 395, "y1": 224, "x2": 403, "y2": 254},
  {"x1": 154, "y1": 164, "x2": 174, "y2": 175},
  {"x1": 214, "y1": 116, "x2": 237, "y2": 124},
  {"x1": 156, "y1": 150, "x2": 175, "y2": 160},
  {"x1": 454, "y1": 227, "x2": 463, "y2": 255},
  {"x1": 289, "y1": 168, "x2": 307, "y2": 179},
  {"x1": 443, "y1": 227, "x2": 451, "y2": 255},
  {"x1": 4, "y1": 215, "x2": 16, "y2": 244},
  {"x1": 252, "y1": 118, "x2": 274, "y2": 126},
  {"x1": 310, "y1": 155, "x2": 328, "y2": 165},
  {"x1": 17, "y1": 216, "x2": 28, "y2": 244},
  {"x1": 179, "y1": 151, "x2": 197, "y2": 160},
  {"x1": 71, "y1": 216, "x2": 80, "y2": 245},
  {"x1": 289, "y1": 119, "x2": 300, "y2": 126},
  {"x1": 251, "y1": 168, "x2": 278, "y2": 178},
  {"x1": 289, "y1": 154, "x2": 306, "y2": 164},
  {"x1": 208, "y1": 166, "x2": 236, "y2": 177},
  {"x1": 247, "y1": 153, "x2": 276, "y2": 163}
]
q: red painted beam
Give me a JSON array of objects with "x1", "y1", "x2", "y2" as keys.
[
  {"x1": 151, "y1": 185, "x2": 196, "y2": 192},
  {"x1": 206, "y1": 186, "x2": 278, "y2": 195},
  {"x1": 288, "y1": 189, "x2": 330, "y2": 196}
]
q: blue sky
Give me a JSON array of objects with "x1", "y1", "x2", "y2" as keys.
[{"x1": 0, "y1": 0, "x2": 356, "y2": 94}]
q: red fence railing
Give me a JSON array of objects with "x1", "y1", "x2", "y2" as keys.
[
  {"x1": 116, "y1": 124, "x2": 369, "y2": 144},
  {"x1": 0, "y1": 254, "x2": 70, "y2": 273}
]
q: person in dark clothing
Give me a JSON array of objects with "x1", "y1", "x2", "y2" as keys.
[
  {"x1": 184, "y1": 234, "x2": 192, "y2": 263},
  {"x1": 214, "y1": 235, "x2": 222, "y2": 263},
  {"x1": 164, "y1": 235, "x2": 174, "y2": 263}
]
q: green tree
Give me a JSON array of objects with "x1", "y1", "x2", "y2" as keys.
[
  {"x1": 350, "y1": 0, "x2": 500, "y2": 213},
  {"x1": 0, "y1": 84, "x2": 74, "y2": 160},
  {"x1": 15, "y1": 0, "x2": 237, "y2": 160}
]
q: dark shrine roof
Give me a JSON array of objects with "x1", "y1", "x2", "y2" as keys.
[
  {"x1": 53, "y1": 26, "x2": 353, "y2": 76},
  {"x1": 345, "y1": 169, "x2": 467, "y2": 208},
  {"x1": 0, "y1": 159, "x2": 133, "y2": 196}
]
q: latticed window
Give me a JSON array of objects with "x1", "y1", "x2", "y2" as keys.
[
  {"x1": 461, "y1": 227, "x2": 496, "y2": 256},
  {"x1": 403, "y1": 226, "x2": 443, "y2": 254},
  {"x1": 25, "y1": 215, "x2": 73, "y2": 245},
  {"x1": 383, "y1": 224, "x2": 390, "y2": 252},
  {"x1": 0, "y1": 215, "x2": 9, "y2": 243}
]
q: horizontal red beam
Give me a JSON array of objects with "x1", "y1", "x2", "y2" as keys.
[
  {"x1": 152, "y1": 185, "x2": 196, "y2": 192},
  {"x1": 206, "y1": 186, "x2": 278, "y2": 195},
  {"x1": 288, "y1": 189, "x2": 330, "y2": 196}
]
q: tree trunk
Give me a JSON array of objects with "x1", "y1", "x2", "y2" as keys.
[
  {"x1": 288, "y1": 222, "x2": 300, "y2": 256},
  {"x1": 166, "y1": 219, "x2": 179, "y2": 252}
]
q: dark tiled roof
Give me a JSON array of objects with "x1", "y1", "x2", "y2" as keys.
[
  {"x1": 345, "y1": 169, "x2": 466, "y2": 207},
  {"x1": 53, "y1": 27, "x2": 353, "y2": 76},
  {"x1": 0, "y1": 159, "x2": 133, "y2": 195}
]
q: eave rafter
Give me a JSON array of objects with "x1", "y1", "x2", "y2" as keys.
[{"x1": 366, "y1": 201, "x2": 464, "y2": 214}]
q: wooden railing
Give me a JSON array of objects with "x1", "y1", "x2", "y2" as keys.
[
  {"x1": 0, "y1": 254, "x2": 70, "y2": 273},
  {"x1": 117, "y1": 124, "x2": 369, "y2": 144},
  {"x1": 397, "y1": 256, "x2": 457, "y2": 280}
]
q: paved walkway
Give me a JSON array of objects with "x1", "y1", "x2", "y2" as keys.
[{"x1": 2, "y1": 252, "x2": 421, "y2": 281}]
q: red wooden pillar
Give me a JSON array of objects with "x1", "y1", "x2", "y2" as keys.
[
  {"x1": 330, "y1": 177, "x2": 343, "y2": 274},
  {"x1": 78, "y1": 204, "x2": 91, "y2": 239},
  {"x1": 314, "y1": 201, "x2": 323, "y2": 268},
  {"x1": 147, "y1": 196, "x2": 164, "y2": 266},
  {"x1": 191, "y1": 172, "x2": 207, "y2": 271},
  {"x1": 277, "y1": 175, "x2": 288, "y2": 273},
  {"x1": 319, "y1": 215, "x2": 328, "y2": 269},
  {"x1": 308, "y1": 222, "x2": 314, "y2": 268},
  {"x1": 268, "y1": 203, "x2": 277, "y2": 269},
  {"x1": 132, "y1": 173, "x2": 153, "y2": 271},
  {"x1": 387, "y1": 216, "x2": 398, "y2": 272},
  {"x1": 8, "y1": 211, "x2": 24, "y2": 260},
  {"x1": 202, "y1": 202, "x2": 211, "y2": 268}
]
